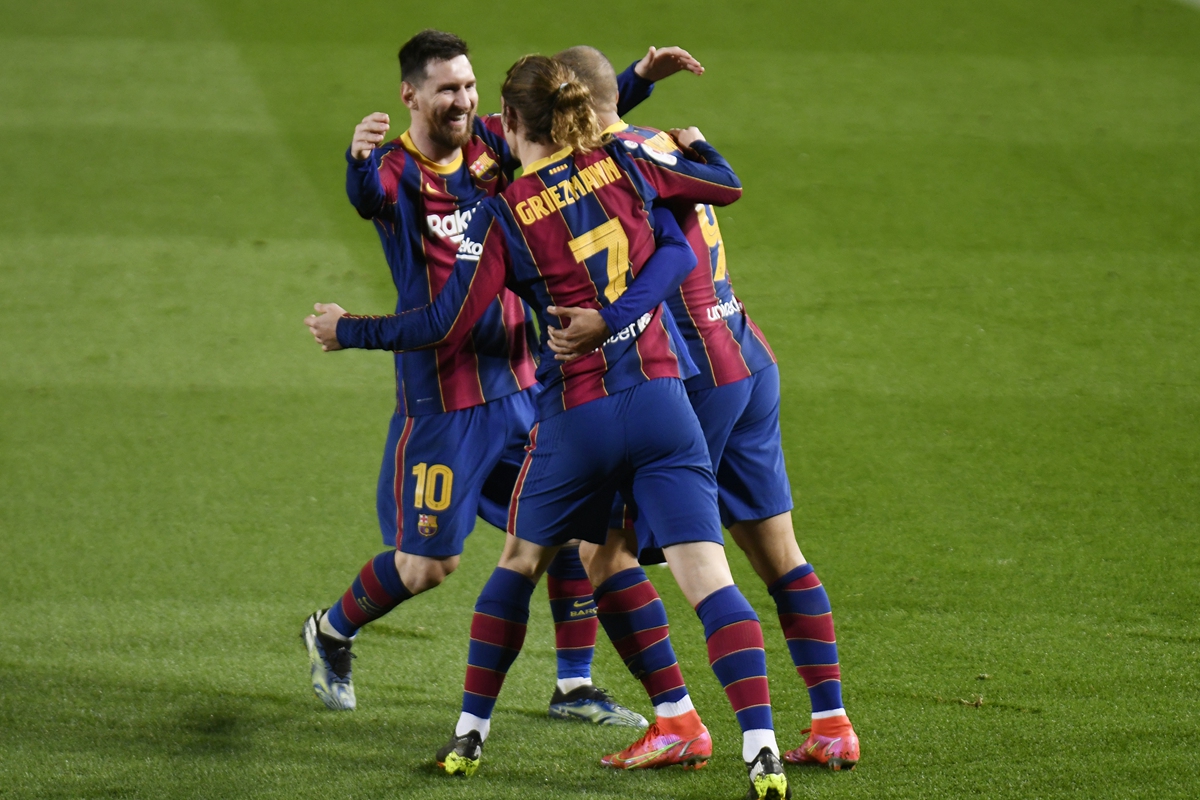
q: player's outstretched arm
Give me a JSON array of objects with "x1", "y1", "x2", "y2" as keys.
[
  {"x1": 346, "y1": 112, "x2": 395, "y2": 220},
  {"x1": 634, "y1": 46, "x2": 704, "y2": 81},
  {"x1": 312, "y1": 207, "x2": 510, "y2": 353},
  {"x1": 615, "y1": 46, "x2": 704, "y2": 117},
  {"x1": 624, "y1": 127, "x2": 743, "y2": 207},
  {"x1": 546, "y1": 210, "x2": 695, "y2": 360}
]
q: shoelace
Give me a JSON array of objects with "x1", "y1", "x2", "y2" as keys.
[
  {"x1": 582, "y1": 685, "x2": 616, "y2": 701},
  {"x1": 328, "y1": 647, "x2": 356, "y2": 679}
]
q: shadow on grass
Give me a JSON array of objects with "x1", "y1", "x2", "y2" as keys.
[
  {"x1": 175, "y1": 700, "x2": 254, "y2": 754},
  {"x1": 361, "y1": 622, "x2": 436, "y2": 640}
]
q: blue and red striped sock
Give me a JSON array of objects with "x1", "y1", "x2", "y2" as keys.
[
  {"x1": 456, "y1": 567, "x2": 536, "y2": 740},
  {"x1": 695, "y1": 584, "x2": 777, "y2": 761},
  {"x1": 769, "y1": 563, "x2": 844, "y2": 717},
  {"x1": 323, "y1": 551, "x2": 413, "y2": 639},
  {"x1": 546, "y1": 546, "x2": 597, "y2": 685},
  {"x1": 594, "y1": 567, "x2": 692, "y2": 717}
]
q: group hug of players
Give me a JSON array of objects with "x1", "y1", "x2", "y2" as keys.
[{"x1": 300, "y1": 29, "x2": 859, "y2": 800}]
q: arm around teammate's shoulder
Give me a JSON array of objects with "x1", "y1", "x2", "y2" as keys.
[
  {"x1": 547, "y1": 209, "x2": 696, "y2": 360},
  {"x1": 321, "y1": 202, "x2": 512, "y2": 352},
  {"x1": 598, "y1": 209, "x2": 695, "y2": 334},
  {"x1": 622, "y1": 130, "x2": 741, "y2": 207}
]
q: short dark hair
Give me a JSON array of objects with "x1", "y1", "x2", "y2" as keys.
[{"x1": 398, "y1": 29, "x2": 470, "y2": 85}]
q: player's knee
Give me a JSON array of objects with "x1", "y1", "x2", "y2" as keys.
[
  {"x1": 577, "y1": 541, "x2": 599, "y2": 576},
  {"x1": 580, "y1": 529, "x2": 640, "y2": 587},
  {"x1": 395, "y1": 552, "x2": 459, "y2": 594},
  {"x1": 728, "y1": 514, "x2": 805, "y2": 584},
  {"x1": 497, "y1": 536, "x2": 554, "y2": 581}
]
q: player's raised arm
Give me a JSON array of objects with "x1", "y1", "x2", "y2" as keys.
[
  {"x1": 546, "y1": 208, "x2": 695, "y2": 360},
  {"x1": 345, "y1": 112, "x2": 397, "y2": 220},
  {"x1": 615, "y1": 45, "x2": 704, "y2": 117},
  {"x1": 635, "y1": 46, "x2": 704, "y2": 81},
  {"x1": 308, "y1": 205, "x2": 510, "y2": 352},
  {"x1": 621, "y1": 127, "x2": 743, "y2": 207}
]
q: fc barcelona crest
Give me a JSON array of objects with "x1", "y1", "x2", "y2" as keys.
[
  {"x1": 417, "y1": 514, "x2": 439, "y2": 537},
  {"x1": 469, "y1": 152, "x2": 500, "y2": 183}
]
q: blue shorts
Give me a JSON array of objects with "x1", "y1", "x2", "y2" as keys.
[
  {"x1": 614, "y1": 364, "x2": 793, "y2": 538},
  {"x1": 508, "y1": 378, "x2": 723, "y2": 557},
  {"x1": 376, "y1": 388, "x2": 537, "y2": 557},
  {"x1": 689, "y1": 364, "x2": 793, "y2": 527}
]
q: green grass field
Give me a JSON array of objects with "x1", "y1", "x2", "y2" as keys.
[{"x1": 2, "y1": 1, "x2": 1198, "y2": 797}]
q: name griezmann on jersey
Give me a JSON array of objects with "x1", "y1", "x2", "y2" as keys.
[{"x1": 513, "y1": 156, "x2": 624, "y2": 225}]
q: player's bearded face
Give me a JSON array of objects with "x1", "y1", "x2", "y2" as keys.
[
  {"x1": 419, "y1": 56, "x2": 478, "y2": 151},
  {"x1": 430, "y1": 99, "x2": 475, "y2": 149}
]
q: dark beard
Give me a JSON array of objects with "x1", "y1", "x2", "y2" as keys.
[{"x1": 428, "y1": 110, "x2": 475, "y2": 150}]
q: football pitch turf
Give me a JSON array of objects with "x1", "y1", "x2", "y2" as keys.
[{"x1": 2, "y1": 0, "x2": 1198, "y2": 797}]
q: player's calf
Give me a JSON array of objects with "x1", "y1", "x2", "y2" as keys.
[{"x1": 769, "y1": 562, "x2": 860, "y2": 769}]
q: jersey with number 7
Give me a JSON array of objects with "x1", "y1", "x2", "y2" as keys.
[{"x1": 338, "y1": 139, "x2": 743, "y2": 418}]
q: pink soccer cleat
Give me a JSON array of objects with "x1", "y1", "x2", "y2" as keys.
[
  {"x1": 784, "y1": 717, "x2": 859, "y2": 771},
  {"x1": 600, "y1": 710, "x2": 712, "y2": 770}
]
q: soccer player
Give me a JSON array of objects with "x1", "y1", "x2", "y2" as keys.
[
  {"x1": 306, "y1": 54, "x2": 791, "y2": 800},
  {"x1": 546, "y1": 45, "x2": 861, "y2": 770},
  {"x1": 301, "y1": 29, "x2": 699, "y2": 726}
]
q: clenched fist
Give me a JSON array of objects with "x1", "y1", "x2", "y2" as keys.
[{"x1": 351, "y1": 113, "x2": 390, "y2": 161}]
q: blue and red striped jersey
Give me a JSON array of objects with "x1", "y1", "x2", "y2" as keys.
[
  {"x1": 609, "y1": 122, "x2": 777, "y2": 391},
  {"x1": 346, "y1": 119, "x2": 534, "y2": 416},
  {"x1": 338, "y1": 141, "x2": 705, "y2": 418},
  {"x1": 344, "y1": 65, "x2": 656, "y2": 416}
]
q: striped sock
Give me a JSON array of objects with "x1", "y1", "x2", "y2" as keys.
[
  {"x1": 695, "y1": 585, "x2": 777, "y2": 761},
  {"x1": 460, "y1": 568, "x2": 536, "y2": 732},
  {"x1": 769, "y1": 563, "x2": 845, "y2": 717},
  {"x1": 322, "y1": 551, "x2": 413, "y2": 639},
  {"x1": 594, "y1": 567, "x2": 691, "y2": 717},
  {"x1": 546, "y1": 546, "x2": 597, "y2": 685}
]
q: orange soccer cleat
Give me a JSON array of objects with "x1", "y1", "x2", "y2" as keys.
[
  {"x1": 783, "y1": 715, "x2": 859, "y2": 771},
  {"x1": 600, "y1": 709, "x2": 712, "y2": 770}
]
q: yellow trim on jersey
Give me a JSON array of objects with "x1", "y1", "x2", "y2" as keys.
[
  {"x1": 605, "y1": 121, "x2": 680, "y2": 155},
  {"x1": 524, "y1": 146, "x2": 574, "y2": 174},
  {"x1": 400, "y1": 130, "x2": 463, "y2": 175}
]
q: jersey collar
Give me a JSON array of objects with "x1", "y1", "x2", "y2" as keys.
[
  {"x1": 524, "y1": 146, "x2": 574, "y2": 174},
  {"x1": 602, "y1": 120, "x2": 629, "y2": 135},
  {"x1": 399, "y1": 130, "x2": 463, "y2": 175}
]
